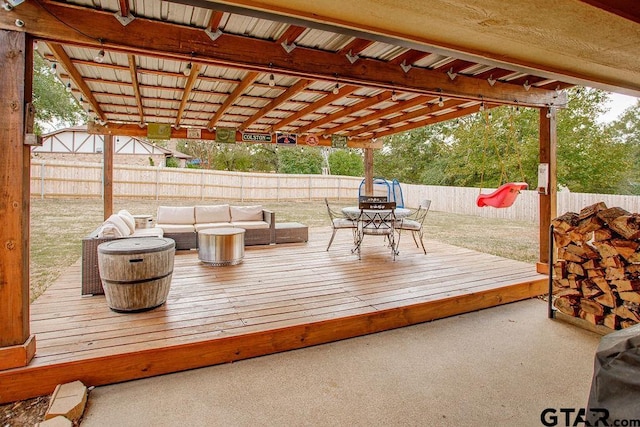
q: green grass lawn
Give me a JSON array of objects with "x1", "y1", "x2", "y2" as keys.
[{"x1": 29, "y1": 197, "x2": 539, "y2": 301}]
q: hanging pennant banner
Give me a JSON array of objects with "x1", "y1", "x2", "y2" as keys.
[
  {"x1": 186, "y1": 128, "x2": 202, "y2": 139},
  {"x1": 215, "y1": 127, "x2": 237, "y2": 144},
  {"x1": 276, "y1": 133, "x2": 297, "y2": 145},
  {"x1": 331, "y1": 134, "x2": 348, "y2": 148},
  {"x1": 147, "y1": 123, "x2": 172, "y2": 140}
]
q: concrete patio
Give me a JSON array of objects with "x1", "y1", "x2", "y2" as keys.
[{"x1": 81, "y1": 298, "x2": 601, "y2": 427}]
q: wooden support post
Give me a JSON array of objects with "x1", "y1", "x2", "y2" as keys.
[
  {"x1": 363, "y1": 148, "x2": 373, "y2": 196},
  {"x1": 0, "y1": 30, "x2": 36, "y2": 369},
  {"x1": 537, "y1": 107, "x2": 557, "y2": 273},
  {"x1": 103, "y1": 134, "x2": 113, "y2": 220}
]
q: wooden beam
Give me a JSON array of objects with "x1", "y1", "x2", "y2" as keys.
[
  {"x1": 175, "y1": 63, "x2": 202, "y2": 128},
  {"x1": 276, "y1": 25, "x2": 306, "y2": 45},
  {"x1": 0, "y1": 1, "x2": 564, "y2": 107},
  {"x1": 47, "y1": 43, "x2": 105, "y2": 121},
  {"x1": 103, "y1": 134, "x2": 113, "y2": 221},
  {"x1": 348, "y1": 99, "x2": 468, "y2": 137},
  {"x1": 328, "y1": 95, "x2": 433, "y2": 135},
  {"x1": 207, "y1": 71, "x2": 259, "y2": 130},
  {"x1": 367, "y1": 103, "x2": 499, "y2": 139},
  {"x1": 295, "y1": 91, "x2": 394, "y2": 134},
  {"x1": 239, "y1": 78, "x2": 313, "y2": 131},
  {"x1": 272, "y1": 85, "x2": 359, "y2": 131},
  {"x1": 364, "y1": 148, "x2": 374, "y2": 196},
  {"x1": 538, "y1": 107, "x2": 557, "y2": 271},
  {"x1": 127, "y1": 54, "x2": 144, "y2": 125},
  {"x1": 207, "y1": 10, "x2": 225, "y2": 31},
  {"x1": 0, "y1": 30, "x2": 36, "y2": 368},
  {"x1": 118, "y1": 0, "x2": 130, "y2": 18}
]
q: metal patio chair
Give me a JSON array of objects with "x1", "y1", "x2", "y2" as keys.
[
  {"x1": 353, "y1": 201, "x2": 398, "y2": 260},
  {"x1": 325, "y1": 198, "x2": 357, "y2": 251},
  {"x1": 396, "y1": 199, "x2": 431, "y2": 254}
]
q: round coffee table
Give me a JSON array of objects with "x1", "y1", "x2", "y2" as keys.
[{"x1": 198, "y1": 228, "x2": 245, "y2": 266}]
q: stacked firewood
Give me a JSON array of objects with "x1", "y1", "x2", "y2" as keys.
[{"x1": 552, "y1": 202, "x2": 640, "y2": 329}]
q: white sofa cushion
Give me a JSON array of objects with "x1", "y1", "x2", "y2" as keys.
[
  {"x1": 230, "y1": 205, "x2": 263, "y2": 222},
  {"x1": 118, "y1": 209, "x2": 136, "y2": 234},
  {"x1": 195, "y1": 205, "x2": 231, "y2": 223},
  {"x1": 231, "y1": 221, "x2": 269, "y2": 229},
  {"x1": 195, "y1": 222, "x2": 233, "y2": 232},
  {"x1": 157, "y1": 224, "x2": 195, "y2": 233},
  {"x1": 157, "y1": 206, "x2": 195, "y2": 225},
  {"x1": 99, "y1": 214, "x2": 131, "y2": 237}
]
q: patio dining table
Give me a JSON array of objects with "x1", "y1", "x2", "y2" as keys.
[
  {"x1": 342, "y1": 205, "x2": 411, "y2": 260},
  {"x1": 341, "y1": 206, "x2": 411, "y2": 220}
]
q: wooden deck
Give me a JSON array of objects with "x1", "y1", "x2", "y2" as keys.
[{"x1": 0, "y1": 228, "x2": 547, "y2": 403}]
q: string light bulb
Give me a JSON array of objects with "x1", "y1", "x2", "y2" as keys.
[
  {"x1": 50, "y1": 62, "x2": 57, "y2": 72},
  {"x1": 332, "y1": 83, "x2": 339, "y2": 95},
  {"x1": 479, "y1": 101, "x2": 485, "y2": 112},
  {"x1": 269, "y1": 73, "x2": 275, "y2": 87},
  {"x1": 438, "y1": 97, "x2": 444, "y2": 107},
  {"x1": 183, "y1": 62, "x2": 192, "y2": 77},
  {"x1": 391, "y1": 91, "x2": 398, "y2": 102},
  {"x1": 94, "y1": 49, "x2": 105, "y2": 63},
  {"x1": 66, "y1": 82, "x2": 72, "y2": 93}
]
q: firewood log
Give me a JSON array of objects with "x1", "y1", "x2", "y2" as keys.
[
  {"x1": 604, "y1": 313, "x2": 619, "y2": 329},
  {"x1": 592, "y1": 241, "x2": 619, "y2": 259},
  {"x1": 611, "y1": 279, "x2": 640, "y2": 292},
  {"x1": 597, "y1": 207, "x2": 632, "y2": 225},
  {"x1": 601, "y1": 256, "x2": 624, "y2": 268},
  {"x1": 580, "y1": 299, "x2": 605, "y2": 316},
  {"x1": 593, "y1": 228, "x2": 613, "y2": 241},
  {"x1": 579, "y1": 309, "x2": 603, "y2": 325},
  {"x1": 553, "y1": 230, "x2": 572, "y2": 248},
  {"x1": 567, "y1": 262, "x2": 585, "y2": 276},
  {"x1": 610, "y1": 215, "x2": 640, "y2": 240},
  {"x1": 552, "y1": 212, "x2": 580, "y2": 232},
  {"x1": 613, "y1": 305, "x2": 640, "y2": 322},
  {"x1": 619, "y1": 291, "x2": 640, "y2": 304},
  {"x1": 554, "y1": 296, "x2": 579, "y2": 316},
  {"x1": 558, "y1": 247, "x2": 584, "y2": 263},
  {"x1": 579, "y1": 202, "x2": 608, "y2": 220},
  {"x1": 595, "y1": 292, "x2": 617, "y2": 308}
]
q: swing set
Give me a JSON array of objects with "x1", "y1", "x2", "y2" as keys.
[{"x1": 476, "y1": 108, "x2": 528, "y2": 208}]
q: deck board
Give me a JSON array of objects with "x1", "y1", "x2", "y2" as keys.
[{"x1": 0, "y1": 227, "x2": 547, "y2": 403}]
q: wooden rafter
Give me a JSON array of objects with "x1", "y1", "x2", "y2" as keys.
[
  {"x1": 46, "y1": 43, "x2": 105, "y2": 121},
  {"x1": 2, "y1": 1, "x2": 564, "y2": 107},
  {"x1": 207, "y1": 10, "x2": 225, "y2": 30},
  {"x1": 348, "y1": 99, "x2": 468, "y2": 137},
  {"x1": 276, "y1": 25, "x2": 306, "y2": 45},
  {"x1": 295, "y1": 91, "x2": 394, "y2": 134},
  {"x1": 328, "y1": 95, "x2": 434, "y2": 134},
  {"x1": 389, "y1": 49, "x2": 431, "y2": 65},
  {"x1": 338, "y1": 38, "x2": 374, "y2": 56},
  {"x1": 370, "y1": 104, "x2": 498, "y2": 139},
  {"x1": 127, "y1": 54, "x2": 144, "y2": 124},
  {"x1": 175, "y1": 63, "x2": 202, "y2": 128},
  {"x1": 206, "y1": 71, "x2": 259, "y2": 129},
  {"x1": 272, "y1": 85, "x2": 359, "y2": 131},
  {"x1": 239, "y1": 79, "x2": 312, "y2": 131},
  {"x1": 118, "y1": 0, "x2": 130, "y2": 18}
]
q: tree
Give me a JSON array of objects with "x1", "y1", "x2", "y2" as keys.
[
  {"x1": 328, "y1": 149, "x2": 363, "y2": 176},
  {"x1": 277, "y1": 146, "x2": 323, "y2": 174},
  {"x1": 32, "y1": 54, "x2": 86, "y2": 134},
  {"x1": 608, "y1": 100, "x2": 640, "y2": 193}
]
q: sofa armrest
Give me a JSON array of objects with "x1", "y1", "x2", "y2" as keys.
[{"x1": 262, "y1": 209, "x2": 276, "y2": 244}]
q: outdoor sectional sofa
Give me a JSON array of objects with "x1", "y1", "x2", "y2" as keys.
[
  {"x1": 155, "y1": 204, "x2": 275, "y2": 250},
  {"x1": 81, "y1": 205, "x2": 275, "y2": 295}
]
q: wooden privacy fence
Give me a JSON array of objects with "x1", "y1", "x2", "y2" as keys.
[{"x1": 31, "y1": 160, "x2": 640, "y2": 222}]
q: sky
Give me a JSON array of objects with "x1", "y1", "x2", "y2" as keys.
[{"x1": 598, "y1": 92, "x2": 639, "y2": 123}]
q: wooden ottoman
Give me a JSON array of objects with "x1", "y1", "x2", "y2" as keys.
[{"x1": 275, "y1": 222, "x2": 308, "y2": 244}]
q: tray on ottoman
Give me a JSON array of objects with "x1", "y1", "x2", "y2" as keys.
[{"x1": 275, "y1": 222, "x2": 308, "y2": 244}]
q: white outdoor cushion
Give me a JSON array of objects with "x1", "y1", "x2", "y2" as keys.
[
  {"x1": 156, "y1": 224, "x2": 195, "y2": 233},
  {"x1": 157, "y1": 206, "x2": 195, "y2": 225},
  {"x1": 97, "y1": 223, "x2": 123, "y2": 238},
  {"x1": 231, "y1": 220, "x2": 269, "y2": 229},
  {"x1": 230, "y1": 205, "x2": 263, "y2": 222},
  {"x1": 118, "y1": 209, "x2": 136, "y2": 234},
  {"x1": 333, "y1": 218, "x2": 356, "y2": 229},
  {"x1": 195, "y1": 205, "x2": 231, "y2": 223},
  {"x1": 131, "y1": 227, "x2": 164, "y2": 237},
  {"x1": 103, "y1": 213, "x2": 131, "y2": 236},
  {"x1": 398, "y1": 219, "x2": 421, "y2": 231},
  {"x1": 195, "y1": 222, "x2": 233, "y2": 231}
]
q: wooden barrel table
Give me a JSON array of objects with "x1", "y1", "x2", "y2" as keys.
[{"x1": 98, "y1": 237, "x2": 175, "y2": 313}]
